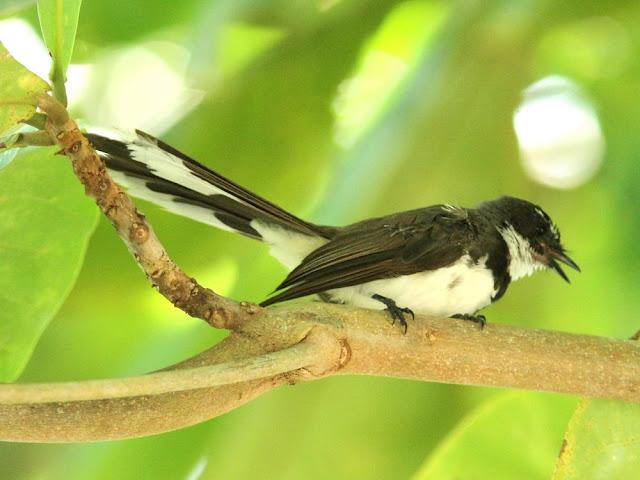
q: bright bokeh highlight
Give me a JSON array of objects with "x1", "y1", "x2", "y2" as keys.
[{"x1": 513, "y1": 75, "x2": 605, "y2": 189}]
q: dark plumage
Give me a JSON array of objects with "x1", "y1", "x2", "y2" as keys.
[{"x1": 87, "y1": 130, "x2": 579, "y2": 330}]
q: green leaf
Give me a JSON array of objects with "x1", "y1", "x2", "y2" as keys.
[
  {"x1": 0, "y1": 42, "x2": 49, "y2": 136},
  {"x1": 0, "y1": 148, "x2": 98, "y2": 381},
  {"x1": 554, "y1": 399, "x2": 640, "y2": 479},
  {"x1": 37, "y1": 0, "x2": 83, "y2": 105},
  {"x1": 414, "y1": 392, "x2": 577, "y2": 480}
]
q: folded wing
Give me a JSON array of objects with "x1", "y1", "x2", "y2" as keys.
[{"x1": 261, "y1": 206, "x2": 473, "y2": 306}]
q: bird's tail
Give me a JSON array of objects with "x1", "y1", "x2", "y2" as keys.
[{"x1": 86, "y1": 130, "x2": 330, "y2": 268}]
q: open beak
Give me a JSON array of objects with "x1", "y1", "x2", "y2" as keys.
[{"x1": 547, "y1": 249, "x2": 580, "y2": 283}]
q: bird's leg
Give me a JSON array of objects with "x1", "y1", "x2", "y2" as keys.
[
  {"x1": 371, "y1": 294, "x2": 414, "y2": 333},
  {"x1": 451, "y1": 313, "x2": 486, "y2": 329}
]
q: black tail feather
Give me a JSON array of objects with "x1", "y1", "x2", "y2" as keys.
[{"x1": 86, "y1": 131, "x2": 329, "y2": 241}]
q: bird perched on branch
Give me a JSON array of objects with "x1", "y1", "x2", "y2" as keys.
[{"x1": 87, "y1": 130, "x2": 579, "y2": 331}]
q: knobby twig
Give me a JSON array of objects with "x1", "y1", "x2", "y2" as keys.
[
  {"x1": 4, "y1": 94, "x2": 637, "y2": 444},
  {"x1": 37, "y1": 95, "x2": 260, "y2": 329}
]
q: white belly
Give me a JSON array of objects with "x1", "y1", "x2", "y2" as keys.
[{"x1": 328, "y1": 255, "x2": 497, "y2": 317}]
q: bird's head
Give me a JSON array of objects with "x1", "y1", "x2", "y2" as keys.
[{"x1": 481, "y1": 196, "x2": 580, "y2": 282}]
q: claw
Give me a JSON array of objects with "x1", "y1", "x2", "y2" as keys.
[
  {"x1": 372, "y1": 294, "x2": 414, "y2": 334},
  {"x1": 451, "y1": 313, "x2": 486, "y2": 329}
]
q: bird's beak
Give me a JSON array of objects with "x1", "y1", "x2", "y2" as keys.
[{"x1": 547, "y1": 248, "x2": 580, "y2": 283}]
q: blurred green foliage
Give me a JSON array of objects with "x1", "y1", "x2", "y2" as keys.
[
  {"x1": 554, "y1": 398, "x2": 640, "y2": 479},
  {"x1": 1, "y1": 0, "x2": 640, "y2": 478},
  {"x1": 416, "y1": 392, "x2": 577, "y2": 479},
  {"x1": 0, "y1": 147, "x2": 98, "y2": 381}
]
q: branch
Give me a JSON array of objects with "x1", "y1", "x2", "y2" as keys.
[
  {"x1": 24, "y1": 112, "x2": 48, "y2": 130},
  {"x1": 49, "y1": 66, "x2": 68, "y2": 108},
  {"x1": 0, "y1": 342, "x2": 320, "y2": 404},
  {"x1": 36, "y1": 95, "x2": 260, "y2": 329},
  {"x1": 0, "y1": 130, "x2": 53, "y2": 149},
  {"x1": 9, "y1": 95, "x2": 637, "y2": 444},
  {"x1": 1, "y1": 303, "x2": 639, "y2": 443}
]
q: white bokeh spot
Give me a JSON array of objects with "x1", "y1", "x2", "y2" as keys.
[
  {"x1": 513, "y1": 75, "x2": 605, "y2": 189},
  {"x1": 80, "y1": 42, "x2": 204, "y2": 134}
]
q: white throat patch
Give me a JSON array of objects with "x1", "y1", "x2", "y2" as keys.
[{"x1": 498, "y1": 224, "x2": 544, "y2": 281}]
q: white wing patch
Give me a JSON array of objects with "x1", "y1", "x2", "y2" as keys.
[{"x1": 127, "y1": 136, "x2": 244, "y2": 202}]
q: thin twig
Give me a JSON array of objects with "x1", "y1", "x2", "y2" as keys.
[
  {"x1": 49, "y1": 67, "x2": 68, "y2": 107},
  {"x1": 23, "y1": 112, "x2": 48, "y2": 130},
  {"x1": 0, "y1": 130, "x2": 54, "y2": 150},
  {"x1": 0, "y1": 341, "x2": 320, "y2": 404},
  {"x1": 36, "y1": 94, "x2": 261, "y2": 329}
]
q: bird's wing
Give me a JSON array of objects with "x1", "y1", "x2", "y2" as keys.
[{"x1": 261, "y1": 206, "x2": 473, "y2": 306}]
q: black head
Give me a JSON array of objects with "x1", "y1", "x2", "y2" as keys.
[{"x1": 478, "y1": 196, "x2": 580, "y2": 282}]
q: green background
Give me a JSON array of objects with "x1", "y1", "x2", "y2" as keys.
[{"x1": 1, "y1": 0, "x2": 640, "y2": 478}]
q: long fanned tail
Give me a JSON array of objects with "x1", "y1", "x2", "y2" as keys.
[{"x1": 86, "y1": 130, "x2": 328, "y2": 243}]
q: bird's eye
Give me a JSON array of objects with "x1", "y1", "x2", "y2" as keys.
[{"x1": 536, "y1": 224, "x2": 546, "y2": 235}]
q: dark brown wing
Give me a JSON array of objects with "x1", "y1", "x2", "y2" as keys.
[{"x1": 261, "y1": 205, "x2": 473, "y2": 306}]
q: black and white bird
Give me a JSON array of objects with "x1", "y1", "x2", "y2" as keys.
[{"x1": 87, "y1": 130, "x2": 579, "y2": 331}]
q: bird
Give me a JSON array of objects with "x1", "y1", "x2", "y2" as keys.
[{"x1": 86, "y1": 130, "x2": 580, "y2": 331}]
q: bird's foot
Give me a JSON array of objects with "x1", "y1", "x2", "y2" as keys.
[
  {"x1": 451, "y1": 313, "x2": 486, "y2": 329},
  {"x1": 372, "y1": 294, "x2": 414, "y2": 333}
]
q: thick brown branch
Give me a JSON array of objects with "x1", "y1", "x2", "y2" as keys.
[
  {"x1": 1, "y1": 303, "x2": 639, "y2": 443},
  {"x1": 10, "y1": 96, "x2": 636, "y2": 445},
  {"x1": 37, "y1": 95, "x2": 260, "y2": 329}
]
